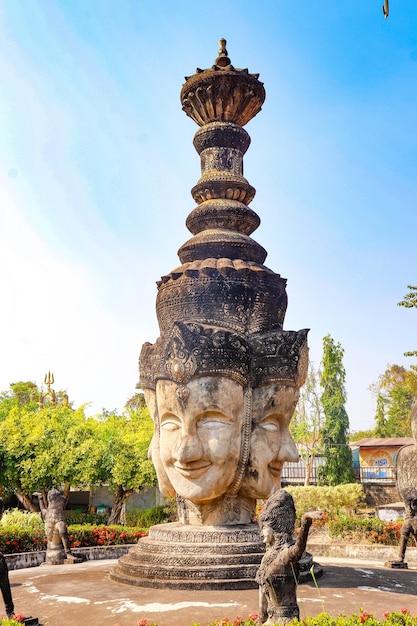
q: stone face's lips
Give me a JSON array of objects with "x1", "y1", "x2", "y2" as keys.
[{"x1": 173, "y1": 462, "x2": 212, "y2": 479}]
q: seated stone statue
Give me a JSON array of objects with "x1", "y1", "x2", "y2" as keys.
[
  {"x1": 256, "y1": 489, "x2": 321, "y2": 625},
  {"x1": 36, "y1": 489, "x2": 72, "y2": 565}
]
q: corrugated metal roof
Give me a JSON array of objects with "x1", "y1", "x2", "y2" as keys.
[{"x1": 349, "y1": 437, "x2": 415, "y2": 448}]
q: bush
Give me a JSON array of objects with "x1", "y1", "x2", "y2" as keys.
[
  {"x1": 0, "y1": 519, "x2": 147, "y2": 553},
  {"x1": 104, "y1": 610, "x2": 417, "y2": 626},
  {"x1": 0, "y1": 509, "x2": 42, "y2": 530},
  {"x1": 67, "y1": 524, "x2": 147, "y2": 549},
  {"x1": 0, "y1": 617, "x2": 28, "y2": 626},
  {"x1": 328, "y1": 516, "x2": 403, "y2": 545},
  {"x1": 284, "y1": 484, "x2": 366, "y2": 520},
  {"x1": 64, "y1": 510, "x2": 110, "y2": 526},
  {"x1": 0, "y1": 509, "x2": 45, "y2": 553},
  {"x1": 125, "y1": 505, "x2": 172, "y2": 528}
]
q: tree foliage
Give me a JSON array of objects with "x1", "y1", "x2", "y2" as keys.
[
  {"x1": 0, "y1": 381, "x2": 156, "y2": 521},
  {"x1": 319, "y1": 334, "x2": 356, "y2": 485},
  {"x1": 0, "y1": 402, "x2": 101, "y2": 509},
  {"x1": 124, "y1": 382, "x2": 147, "y2": 410},
  {"x1": 398, "y1": 285, "x2": 417, "y2": 361},
  {"x1": 291, "y1": 362, "x2": 324, "y2": 485},
  {"x1": 370, "y1": 364, "x2": 417, "y2": 437},
  {"x1": 96, "y1": 407, "x2": 156, "y2": 524}
]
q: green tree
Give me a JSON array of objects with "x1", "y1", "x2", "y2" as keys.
[
  {"x1": 373, "y1": 392, "x2": 388, "y2": 438},
  {"x1": 291, "y1": 362, "x2": 324, "y2": 485},
  {"x1": 0, "y1": 381, "x2": 39, "y2": 421},
  {"x1": 0, "y1": 402, "x2": 101, "y2": 511},
  {"x1": 398, "y1": 285, "x2": 417, "y2": 363},
  {"x1": 318, "y1": 334, "x2": 355, "y2": 485},
  {"x1": 124, "y1": 382, "x2": 147, "y2": 410},
  {"x1": 370, "y1": 365, "x2": 417, "y2": 437},
  {"x1": 349, "y1": 429, "x2": 376, "y2": 442},
  {"x1": 97, "y1": 407, "x2": 156, "y2": 524}
]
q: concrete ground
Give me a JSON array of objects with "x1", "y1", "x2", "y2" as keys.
[{"x1": 7, "y1": 557, "x2": 417, "y2": 626}]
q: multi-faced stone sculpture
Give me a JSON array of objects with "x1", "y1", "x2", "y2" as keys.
[
  {"x1": 112, "y1": 40, "x2": 309, "y2": 590},
  {"x1": 140, "y1": 39, "x2": 308, "y2": 527}
]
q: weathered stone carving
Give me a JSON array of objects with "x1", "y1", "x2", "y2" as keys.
[
  {"x1": 386, "y1": 401, "x2": 417, "y2": 569},
  {"x1": 113, "y1": 39, "x2": 309, "y2": 589},
  {"x1": 37, "y1": 489, "x2": 82, "y2": 565},
  {"x1": 256, "y1": 490, "x2": 321, "y2": 625}
]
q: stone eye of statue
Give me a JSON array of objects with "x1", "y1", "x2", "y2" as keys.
[{"x1": 260, "y1": 419, "x2": 281, "y2": 432}]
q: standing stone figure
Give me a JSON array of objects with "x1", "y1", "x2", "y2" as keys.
[
  {"x1": 37, "y1": 489, "x2": 72, "y2": 565},
  {"x1": 395, "y1": 488, "x2": 417, "y2": 566},
  {"x1": 388, "y1": 400, "x2": 417, "y2": 568},
  {"x1": 256, "y1": 490, "x2": 321, "y2": 625}
]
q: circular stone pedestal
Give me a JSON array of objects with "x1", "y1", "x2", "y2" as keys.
[{"x1": 110, "y1": 522, "x2": 265, "y2": 590}]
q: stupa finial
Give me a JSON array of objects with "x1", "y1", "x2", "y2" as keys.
[{"x1": 215, "y1": 38, "x2": 231, "y2": 67}]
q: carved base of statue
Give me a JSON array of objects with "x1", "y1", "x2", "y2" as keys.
[
  {"x1": 43, "y1": 545, "x2": 85, "y2": 566},
  {"x1": 44, "y1": 542, "x2": 68, "y2": 566},
  {"x1": 111, "y1": 522, "x2": 266, "y2": 590},
  {"x1": 385, "y1": 560, "x2": 409, "y2": 569},
  {"x1": 298, "y1": 551, "x2": 323, "y2": 583}
]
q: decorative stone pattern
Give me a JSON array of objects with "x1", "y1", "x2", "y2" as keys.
[{"x1": 111, "y1": 523, "x2": 265, "y2": 590}]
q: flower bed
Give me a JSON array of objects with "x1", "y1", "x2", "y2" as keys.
[
  {"x1": 0, "y1": 524, "x2": 147, "y2": 554},
  {"x1": 102, "y1": 610, "x2": 417, "y2": 626},
  {"x1": 2, "y1": 610, "x2": 417, "y2": 626},
  {"x1": 67, "y1": 524, "x2": 147, "y2": 549}
]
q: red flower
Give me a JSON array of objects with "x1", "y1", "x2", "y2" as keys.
[{"x1": 401, "y1": 608, "x2": 410, "y2": 614}]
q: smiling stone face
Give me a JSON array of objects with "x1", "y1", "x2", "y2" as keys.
[
  {"x1": 239, "y1": 384, "x2": 299, "y2": 500},
  {"x1": 156, "y1": 376, "x2": 244, "y2": 503}
]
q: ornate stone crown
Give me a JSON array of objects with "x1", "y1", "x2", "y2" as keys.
[{"x1": 140, "y1": 40, "x2": 308, "y2": 392}]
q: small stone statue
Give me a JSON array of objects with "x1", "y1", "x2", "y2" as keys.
[
  {"x1": 256, "y1": 489, "x2": 322, "y2": 625},
  {"x1": 36, "y1": 489, "x2": 75, "y2": 565},
  {"x1": 386, "y1": 401, "x2": 417, "y2": 569},
  {"x1": 387, "y1": 488, "x2": 417, "y2": 569}
]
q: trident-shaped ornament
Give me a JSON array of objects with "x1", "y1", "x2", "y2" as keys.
[
  {"x1": 39, "y1": 371, "x2": 57, "y2": 408},
  {"x1": 44, "y1": 371, "x2": 54, "y2": 392}
]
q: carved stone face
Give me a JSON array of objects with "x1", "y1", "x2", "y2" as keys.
[
  {"x1": 155, "y1": 376, "x2": 244, "y2": 503},
  {"x1": 261, "y1": 524, "x2": 274, "y2": 547},
  {"x1": 239, "y1": 385, "x2": 299, "y2": 500}
]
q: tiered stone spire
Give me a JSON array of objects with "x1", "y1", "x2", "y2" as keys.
[{"x1": 178, "y1": 38, "x2": 266, "y2": 264}]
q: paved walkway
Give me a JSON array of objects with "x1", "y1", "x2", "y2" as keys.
[{"x1": 7, "y1": 557, "x2": 417, "y2": 626}]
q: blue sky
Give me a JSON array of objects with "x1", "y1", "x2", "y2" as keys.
[{"x1": 1, "y1": 1, "x2": 416, "y2": 431}]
